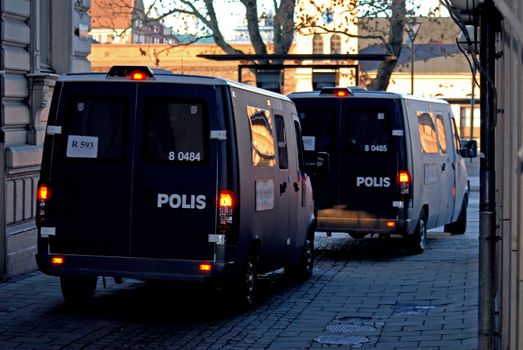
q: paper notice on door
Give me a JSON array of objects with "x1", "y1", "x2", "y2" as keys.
[
  {"x1": 66, "y1": 135, "x2": 98, "y2": 158},
  {"x1": 302, "y1": 136, "x2": 316, "y2": 151}
]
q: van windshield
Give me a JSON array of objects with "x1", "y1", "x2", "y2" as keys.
[
  {"x1": 143, "y1": 98, "x2": 207, "y2": 163},
  {"x1": 346, "y1": 110, "x2": 390, "y2": 154}
]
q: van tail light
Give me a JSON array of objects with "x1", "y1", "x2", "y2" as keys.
[
  {"x1": 36, "y1": 184, "x2": 50, "y2": 225},
  {"x1": 217, "y1": 189, "x2": 236, "y2": 236},
  {"x1": 397, "y1": 170, "x2": 411, "y2": 196}
]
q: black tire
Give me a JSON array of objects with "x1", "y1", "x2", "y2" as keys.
[
  {"x1": 406, "y1": 209, "x2": 427, "y2": 254},
  {"x1": 60, "y1": 275, "x2": 97, "y2": 306},
  {"x1": 444, "y1": 196, "x2": 468, "y2": 235},
  {"x1": 349, "y1": 232, "x2": 366, "y2": 239},
  {"x1": 285, "y1": 235, "x2": 314, "y2": 280},
  {"x1": 232, "y1": 253, "x2": 258, "y2": 309}
]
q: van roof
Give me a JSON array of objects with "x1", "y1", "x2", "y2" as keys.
[
  {"x1": 59, "y1": 70, "x2": 292, "y2": 103},
  {"x1": 288, "y1": 89, "x2": 450, "y2": 105}
]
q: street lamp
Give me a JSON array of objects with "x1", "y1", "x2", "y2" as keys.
[{"x1": 405, "y1": 21, "x2": 421, "y2": 95}]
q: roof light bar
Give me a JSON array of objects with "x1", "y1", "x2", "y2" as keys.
[
  {"x1": 319, "y1": 87, "x2": 352, "y2": 97},
  {"x1": 106, "y1": 66, "x2": 154, "y2": 80}
]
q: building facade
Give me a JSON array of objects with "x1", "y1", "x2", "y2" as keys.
[
  {"x1": 89, "y1": 0, "x2": 178, "y2": 45},
  {"x1": 492, "y1": 0, "x2": 523, "y2": 348},
  {"x1": 0, "y1": 0, "x2": 91, "y2": 280}
]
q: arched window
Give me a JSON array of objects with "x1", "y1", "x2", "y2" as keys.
[
  {"x1": 313, "y1": 34, "x2": 324, "y2": 54},
  {"x1": 330, "y1": 35, "x2": 341, "y2": 54}
]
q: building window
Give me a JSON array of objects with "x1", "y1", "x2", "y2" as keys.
[
  {"x1": 39, "y1": 0, "x2": 51, "y2": 70},
  {"x1": 330, "y1": 35, "x2": 341, "y2": 54},
  {"x1": 313, "y1": 34, "x2": 323, "y2": 54}
]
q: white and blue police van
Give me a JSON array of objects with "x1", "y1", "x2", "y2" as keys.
[
  {"x1": 288, "y1": 87, "x2": 476, "y2": 253},
  {"x1": 36, "y1": 66, "x2": 316, "y2": 307}
]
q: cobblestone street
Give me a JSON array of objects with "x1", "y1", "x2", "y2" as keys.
[{"x1": 0, "y1": 191, "x2": 478, "y2": 349}]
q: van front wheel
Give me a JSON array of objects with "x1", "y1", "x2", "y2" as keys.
[
  {"x1": 406, "y1": 210, "x2": 427, "y2": 254},
  {"x1": 60, "y1": 275, "x2": 97, "y2": 306},
  {"x1": 286, "y1": 236, "x2": 314, "y2": 280},
  {"x1": 444, "y1": 196, "x2": 468, "y2": 235}
]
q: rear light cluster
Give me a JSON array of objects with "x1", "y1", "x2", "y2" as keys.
[
  {"x1": 398, "y1": 170, "x2": 411, "y2": 196},
  {"x1": 217, "y1": 189, "x2": 235, "y2": 235},
  {"x1": 36, "y1": 184, "x2": 50, "y2": 224}
]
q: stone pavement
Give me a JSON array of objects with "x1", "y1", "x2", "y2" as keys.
[{"x1": 0, "y1": 190, "x2": 479, "y2": 349}]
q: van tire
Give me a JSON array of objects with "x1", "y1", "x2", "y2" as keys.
[
  {"x1": 60, "y1": 275, "x2": 97, "y2": 306},
  {"x1": 285, "y1": 235, "x2": 314, "y2": 280},
  {"x1": 406, "y1": 209, "x2": 427, "y2": 254},
  {"x1": 232, "y1": 253, "x2": 258, "y2": 309},
  {"x1": 444, "y1": 196, "x2": 468, "y2": 235}
]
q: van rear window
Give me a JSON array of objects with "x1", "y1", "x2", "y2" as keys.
[
  {"x1": 346, "y1": 110, "x2": 390, "y2": 153},
  {"x1": 65, "y1": 97, "x2": 126, "y2": 160},
  {"x1": 143, "y1": 98, "x2": 207, "y2": 163}
]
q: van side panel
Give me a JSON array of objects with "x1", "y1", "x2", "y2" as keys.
[
  {"x1": 405, "y1": 99, "x2": 445, "y2": 229},
  {"x1": 229, "y1": 87, "x2": 287, "y2": 272}
]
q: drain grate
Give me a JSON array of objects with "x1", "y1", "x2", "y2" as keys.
[
  {"x1": 326, "y1": 324, "x2": 378, "y2": 333},
  {"x1": 314, "y1": 335, "x2": 369, "y2": 346}
]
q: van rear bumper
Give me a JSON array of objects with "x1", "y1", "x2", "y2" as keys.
[
  {"x1": 36, "y1": 253, "x2": 236, "y2": 283},
  {"x1": 317, "y1": 216, "x2": 413, "y2": 234}
]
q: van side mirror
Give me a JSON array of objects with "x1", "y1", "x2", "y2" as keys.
[
  {"x1": 459, "y1": 140, "x2": 477, "y2": 158},
  {"x1": 316, "y1": 152, "x2": 330, "y2": 170},
  {"x1": 305, "y1": 151, "x2": 330, "y2": 174}
]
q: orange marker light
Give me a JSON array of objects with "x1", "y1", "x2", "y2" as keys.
[
  {"x1": 199, "y1": 263, "x2": 212, "y2": 272},
  {"x1": 38, "y1": 185, "x2": 49, "y2": 200},
  {"x1": 386, "y1": 221, "x2": 396, "y2": 228},
  {"x1": 131, "y1": 71, "x2": 146, "y2": 80},
  {"x1": 51, "y1": 256, "x2": 64, "y2": 265}
]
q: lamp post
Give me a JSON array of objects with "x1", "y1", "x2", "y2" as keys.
[{"x1": 406, "y1": 21, "x2": 421, "y2": 95}]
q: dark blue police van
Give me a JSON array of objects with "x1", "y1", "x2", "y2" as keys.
[
  {"x1": 36, "y1": 66, "x2": 315, "y2": 307},
  {"x1": 289, "y1": 87, "x2": 476, "y2": 253}
]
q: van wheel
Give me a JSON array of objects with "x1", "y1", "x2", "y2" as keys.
[
  {"x1": 232, "y1": 253, "x2": 258, "y2": 309},
  {"x1": 444, "y1": 196, "x2": 468, "y2": 235},
  {"x1": 60, "y1": 275, "x2": 97, "y2": 306},
  {"x1": 349, "y1": 232, "x2": 366, "y2": 239},
  {"x1": 286, "y1": 236, "x2": 314, "y2": 280},
  {"x1": 406, "y1": 210, "x2": 427, "y2": 254}
]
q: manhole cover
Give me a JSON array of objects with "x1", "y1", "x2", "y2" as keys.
[
  {"x1": 326, "y1": 324, "x2": 378, "y2": 333},
  {"x1": 314, "y1": 335, "x2": 369, "y2": 346}
]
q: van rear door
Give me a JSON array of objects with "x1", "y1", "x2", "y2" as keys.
[
  {"x1": 130, "y1": 84, "x2": 218, "y2": 260},
  {"x1": 48, "y1": 82, "x2": 135, "y2": 256},
  {"x1": 338, "y1": 98, "x2": 406, "y2": 224},
  {"x1": 297, "y1": 99, "x2": 340, "y2": 212}
]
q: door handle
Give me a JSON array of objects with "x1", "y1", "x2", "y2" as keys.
[
  {"x1": 294, "y1": 182, "x2": 300, "y2": 192},
  {"x1": 280, "y1": 182, "x2": 287, "y2": 194},
  {"x1": 442, "y1": 163, "x2": 446, "y2": 171}
]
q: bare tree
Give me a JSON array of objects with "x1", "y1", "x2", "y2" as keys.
[
  {"x1": 93, "y1": 0, "x2": 296, "y2": 64},
  {"x1": 296, "y1": 0, "x2": 442, "y2": 90}
]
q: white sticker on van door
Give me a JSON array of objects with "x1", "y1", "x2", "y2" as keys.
[
  {"x1": 302, "y1": 136, "x2": 316, "y2": 151},
  {"x1": 255, "y1": 179, "x2": 274, "y2": 211},
  {"x1": 66, "y1": 135, "x2": 98, "y2": 158},
  {"x1": 424, "y1": 163, "x2": 439, "y2": 184}
]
